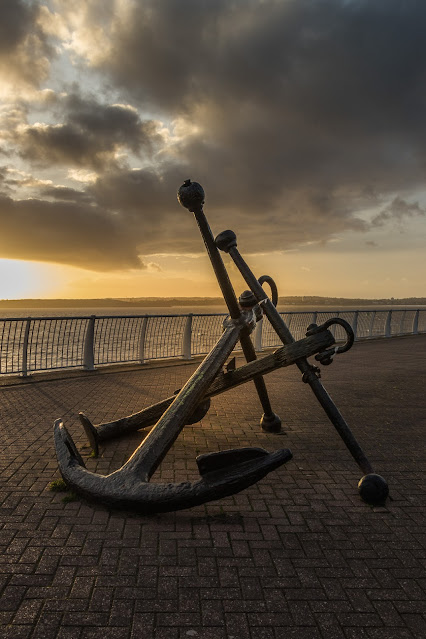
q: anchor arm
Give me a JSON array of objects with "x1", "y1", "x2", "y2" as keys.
[{"x1": 54, "y1": 420, "x2": 292, "y2": 513}]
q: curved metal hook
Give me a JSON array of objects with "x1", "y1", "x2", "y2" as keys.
[
  {"x1": 258, "y1": 275, "x2": 278, "y2": 307},
  {"x1": 307, "y1": 318, "x2": 354, "y2": 353},
  {"x1": 306, "y1": 318, "x2": 354, "y2": 366}
]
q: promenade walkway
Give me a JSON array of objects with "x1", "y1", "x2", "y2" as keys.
[{"x1": 0, "y1": 335, "x2": 425, "y2": 639}]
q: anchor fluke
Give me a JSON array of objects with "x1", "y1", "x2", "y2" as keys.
[
  {"x1": 79, "y1": 412, "x2": 99, "y2": 457},
  {"x1": 197, "y1": 447, "x2": 270, "y2": 476},
  {"x1": 54, "y1": 418, "x2": 86, "y2": 469},
  {"x1": 54, "y1": 420, "x2": 292, "y2": 514}
]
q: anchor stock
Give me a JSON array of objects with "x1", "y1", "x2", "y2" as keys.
[{"x1": 79, "y1": 329, "x2": 337, "y2": 457}]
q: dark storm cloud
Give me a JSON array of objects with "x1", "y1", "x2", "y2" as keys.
[
  {"x1": 371, "y1": 197, "x2": 426, "y2": 227},
  {"x1": 101, "y1": 0, "x2": 426, "y2": 139},
  {"x1": 2, "y1": 0, "x2": 426, "y2": 271},
  {"x1": 87, "y1": 166, "x2": 204, "y2": 254},
  {"x1": 17, "y1": 94, "x2": 164, "y2": 170},
  {"x1": 0, "y1": 194, "x2": 143, "y2": 271},
  {"x1": 88, "y1": 0, "x2": 426, "y2": 234},
  {"x1": 39, "y1": 185, "x2": 94, "y2": 204},
  {"x1": 0, "y1": 0, "x2": 34, "y2": 54},
  {"x1": 0, "y1": 0, "x2": 52, "y2": 87}
]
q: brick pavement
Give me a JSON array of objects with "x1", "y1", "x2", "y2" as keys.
[{"x1": 0, "y1": 335, "x2": 425, "y2": 638}]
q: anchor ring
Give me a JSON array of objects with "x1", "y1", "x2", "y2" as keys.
[
  {"x1": 258, "y1": 275, "x2": 278, "y2": 307},
  {"x1": 306, "y1": 318, "x2": 355, "y2": 365}
]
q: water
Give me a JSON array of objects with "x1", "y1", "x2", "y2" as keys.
[
  {"x1": 0, "y1": 303, "x2": 425, "y2": 319},
  {"x1": 0, "y1": 305, "x2": 228, "y2": 319}
]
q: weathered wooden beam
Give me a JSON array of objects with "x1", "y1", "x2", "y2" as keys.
[
  {"x1": 79, "y1": 329, "x2": 335, "y2": 454},
  {"x1": 208, "y1": 330, "x2": 334, "y2": 395}
]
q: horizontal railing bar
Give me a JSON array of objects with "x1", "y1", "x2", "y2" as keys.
[
  {"x1": 0, "y1": 309, "x2": 424, "y2": 376},
  {"x1": 0, "y1": 309, "x2": 424, "y2": 321}
]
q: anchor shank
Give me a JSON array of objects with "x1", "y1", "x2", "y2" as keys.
[
  {"x1": 120, "y1": 317, "x2": 246, "y2": 480},
  {"x1": 228, "y1": 246, "x2": 295, "y2": 345},
  {"x1": 193, "y1": 206, "x2": 278, "y2": 420},
  {"x1": 226, "y1": 244, "x2": 374, "y2": 475},
  {"x1": 193, "y1": 207, "x2": 241, "y2": 319},
  {"x1": 239, "y1": 326, "x2": 277, "y2": 419}
]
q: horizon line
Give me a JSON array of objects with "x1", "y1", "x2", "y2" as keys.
[{"x1": 1, "y1": 295, "x2": 426, "y2": 303}]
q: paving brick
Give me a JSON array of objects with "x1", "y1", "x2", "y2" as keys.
[
  {"x1": 129, "y1": 612, "x2": 154, "y2": 639},
  {"x1": 0, "y1": 624, "x2": 33, "y2": 638},
  {"x1": 0, "y1": 335, "x2": 425, "y2": 638}
]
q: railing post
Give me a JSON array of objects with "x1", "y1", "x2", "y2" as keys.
[
  {"x1": 255, "y1": 318, "x2": 263, "y2": 352},
  {"x1": 352, "y1": 311, "x2": 358, "y2": 341},
  {"x1": 182, "y1": 314, "x2": 193, "y2": 360},
  {"x1": 20, "y1": 318, "x2": 31, "y2": 378},
  {"x1": 83, "y1": 315, "x2": 96, "y2": 370},
  {"x1": 399, "y1": 310, "x2": 406, "y2": 335},
  {"x1": 412, "y1": 310, "x2": 419, "y2": 335},
  {"x1": 311, "y1": 311, "x2": 318, "y2": 326},
  {"x1": 369, "y1": 311, "x2": 376, "y2": 338},
  {"x1": 384, "y1": 310, "x2": 392, "y2": 338},
  {"x1": 330, "y1": 311, "x2": 339, "y2": 337},
  {"x1": 139, "y1": 317, "x2": 148, "y2": 364}
]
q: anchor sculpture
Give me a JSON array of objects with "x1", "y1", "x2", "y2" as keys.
[{"x1": 53, "y1": 180, "x2": 389, "y2": 513}]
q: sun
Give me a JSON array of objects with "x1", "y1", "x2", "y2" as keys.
[{"x1": 0, "y1": 259, "x2": 60, "y2": 300}]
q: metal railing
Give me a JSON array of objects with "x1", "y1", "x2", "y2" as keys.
[{"x1": 0, "y1": 309, "x2": 424, "y2": 377}]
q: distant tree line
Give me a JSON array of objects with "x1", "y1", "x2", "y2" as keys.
[{"x1": 0, "y1": 296, "x2": 425, "y2": 308}]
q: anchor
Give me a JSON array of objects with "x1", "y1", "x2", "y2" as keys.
[{"x1": 53, "y1": 180, "x2": 389, "y2": 513}]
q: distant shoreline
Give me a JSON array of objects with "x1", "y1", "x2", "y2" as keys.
[{"x1": 0, "y1": 296, "x2": 425, "y2": 309}]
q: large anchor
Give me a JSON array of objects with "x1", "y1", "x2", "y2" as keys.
[{"x1": 53, "y1": 180, "x2": 389, "y2": 513}]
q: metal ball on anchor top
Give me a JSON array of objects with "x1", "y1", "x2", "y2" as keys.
[{"x1": 177, "y1": 179, "x2": 205, "y2": 211}]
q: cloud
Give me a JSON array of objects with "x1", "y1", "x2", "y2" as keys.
[
  {"x1": 67, "y1": 0, "x2": 426, "y2": 229},
  {"x1": 0, "y1": 166, "x2": 54, "y2": 192},
  {"x1": 38, "y1": 184, "x2": 94, "y2": 203},
  {"x1": 0, "y1": 193, "x2": 144, "y2": 271},
  {"x1": 15, "y1": 93, "x2": 165, "y2": 170},
  {"x1": 371, "y1": 196, "x2": 426, "y2": 228},
  {"x1": 0, "y1": 0, "x2": 53, "y2": 92},
  {"x1": 1, "y1": 1, "x2": 426, "y2": 272}
]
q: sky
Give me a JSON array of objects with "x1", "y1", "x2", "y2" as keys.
[{"x1": 0, "y1": 0, "x2": 425, "y2": 301}]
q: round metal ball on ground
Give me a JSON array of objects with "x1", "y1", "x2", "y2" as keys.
[
  {"x1": 260, "y1": 412, "x2": 282, "y2": 433},
  {"x1": 358, "y1": 473, "x2": 389, "y2": 505}
]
